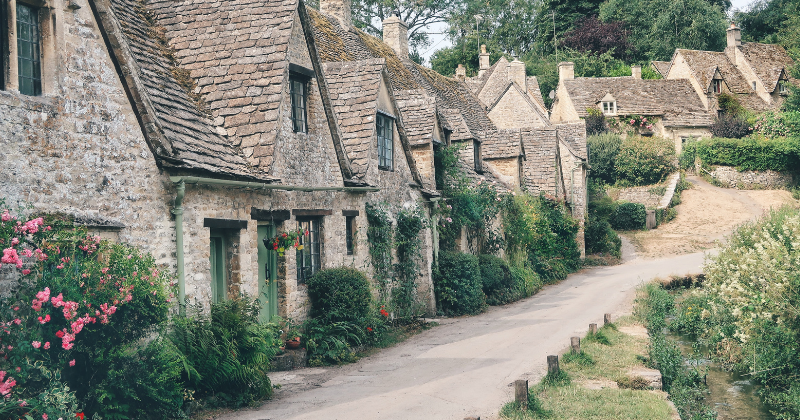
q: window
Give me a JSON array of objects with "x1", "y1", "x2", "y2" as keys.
[
  {"x1": 780, "y1": 81, "x2": 789, "y2": 95},
  {"x1": 601, "y1": 101, "x2": 616, "y2": 115},
  {"x1": 1, "y1": 1, "x2": 6, "y2": 90},
  {"x1": 752, "y1": 81, "x2": 757, "y2": 90},
  {"x1": 376, "y1": 113, "x2": 393, "y2": 170},
  {"x1": 16, "y1": 3, "x2": 41, "y2": 96},
  {"x1": 473, "y1": 139, "x2": 482, "y2": 173},
  {"x1": 711, "y1": 79, "x2": 722, "y2": 94},
  {"x1": 209, "y1": 231, "x2": 227, "y2": 304},
  {"x1": 296, "y1": 219, "x2": 321, "y2": 283},
  {"x1": 345, "y1": 216, "x2": 355, "y2": 255},
  {"x1": 290, "y1": 74, "x2": 307, "y2": 133}
]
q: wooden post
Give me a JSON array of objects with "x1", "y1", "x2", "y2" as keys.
[
  {"x1": 514, "y1": 379, "x2": 528, "y2": 410},
  {"x1": 464, "y1": 417, "x2": 481, "y2": 420},
  {"x1": 604, "y1": 313, "x2": 612, "y2": 325},
  {"x1": 570, "y1": 336, "x2": 581, "y2": 354},
  {"x1": 589, "y1": 323, "x2": 598, "y2": 334},
  {"x1": 547, "y1": 355, "x2": 559, "y2": 375}
]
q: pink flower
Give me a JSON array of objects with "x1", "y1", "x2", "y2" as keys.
[
  {"x1": 0, "y1": 370, "x2": 17, "y2": 397},
  {"x1": 31, "y1": 341, "x2": 41, "y2": 349},
  {"x1": 1, "y1": 248, "x2": 21, "y2": 267},
  {"x1": 1, "y1": 210, "x2": 10, "y2": 222},
  {"x1": 43, "y1": 342, "x2": 50, "y2": 349},
  {"x1": 13, "y1": 319, "x2": 21, "y2": 326},
  {"x1": 21, "y1": 269, "x2": 30, "y2": 275},
  {"x1": 50, "y1": 294, "x2": 64, "y2": 307},
  {"x1": 21, "y1": 249, "x2": 32, "y2": 258},
  {"x1": 23, "y1": 218, "x2": 44, "y2": 234},
  {"x1": 69, "y1": 359, "x2": 75, "y2": 367},
  {"x1": 18, "y1": 400, "x2": 27, "y2": 407},
  {"x1": 37, "y1": 315, "x2": 50, "y2": 324},
  {"x1": 11, "y1": 238, "x2": 19, "y2": 246},
  {"x1": 42, "y1": 414, "x2": 48, "y2": 420}
]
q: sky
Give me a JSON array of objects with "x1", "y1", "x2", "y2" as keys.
[{"x1": 418, "y1": 0, "x2": 759, "y2": 64}]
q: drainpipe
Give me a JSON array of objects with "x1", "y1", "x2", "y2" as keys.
[{"x1": 171, "y1": 180, "x2": 186, "y2": 314}]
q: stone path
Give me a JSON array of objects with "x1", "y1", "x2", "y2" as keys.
[{"x1": 220, "y1": 247, "x2": 707, "y2": 420}]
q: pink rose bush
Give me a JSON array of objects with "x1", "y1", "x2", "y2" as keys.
[{"x1": 0, "y1": 200, "x2": 174, "y2": 419}]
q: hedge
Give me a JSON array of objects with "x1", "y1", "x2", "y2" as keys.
[
  {"x1": 694, "y1": 136, "x2": 800, "y2": 172},
  {"x1": 433, "y1": 251, "x2": 484, "y2": 315},
  {"x1": 611, "y1": 202, "x2": 647, "y2": 230}
]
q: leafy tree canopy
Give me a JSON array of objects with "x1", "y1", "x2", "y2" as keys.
[{"x1": 561, "y1": 16, "x2": 632, "y2": 60}]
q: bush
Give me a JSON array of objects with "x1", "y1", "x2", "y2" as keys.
[
  {"x1": 710, "y1": 114, "x2": 751, "y2": 139},
  {"x1": 694, "y1": 136, "x2": 800, "y2": 172},
  {"x1": 585, "y1": 216, "x2": 622, "y2": 257},
  {"x1": 587, "y1": 133, "x2": 623, "y2": 183},
  {"x1": 306, "y1": 267, "x2": 372, "y2": 324},
  {"x1": 717, "y1": 92, "x2": 745, "y2": 116},
  {"x1": 615, "y1": 136, "x2": 677, "y2": 186},
  {"x1": 433, "y1": 251, "x2": 484, "y2": 316},
  {"x1": 169, "y1": 299, "x2": 280, "y2": 408},
  {"x1": 478, "y1": 254, "x2": 513, "y2": 302},
  {"x1": 585, "y1": 108, "x2": 607, "y2": 136},
  {"x1": 510, "y1": 266, "x2": 542, "y2": 298},
  {"x1": 752, "y1": 110, "x2": 800, "y2": 138},
  {"x1": 611, "y1": 202, "x2": 647, "y2": 230}
]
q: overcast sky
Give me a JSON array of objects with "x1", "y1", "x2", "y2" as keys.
[{"x1": 419, "y1": 0, "x2": 759, "y2": 64}]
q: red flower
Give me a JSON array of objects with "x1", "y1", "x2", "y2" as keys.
[
  {"x1": 55, "y1": 330, "x2": 65, "y2": 338},
  {"x1": 76, "y1": 414, "x2": 85, "y2": 420},
  {"x1": 380, "y1": 309, "x2": 389, "y2": 317},
  {"x1": 367, "y1": 327, "x2": 373, "y2": 332}
]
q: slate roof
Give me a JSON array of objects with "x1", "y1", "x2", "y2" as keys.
[
  {"x1": 676, "y1": 49, "x2": 751, "y2": 93},
  {"x1": 739, "y1": 43, "x2": 795, "y2": 92},
  {"x1": 322, "y1": 59, "x2": 385, "y2": 177},
  {"x1": 478, "y1": 130, "x2": 524, "y2": 159},
  {"x1": 526, "y1": 76, "x2": 547, "y2": 113},
  {"x1": 438, "y1": 108, "x2": 473, "y2": 141},
  {"x1": 394, "y1": 89, "x2": 439, "y2": 146},
  {"x1": 307, "y1": 7, "x2": 495, "y2": 137},
  {"x1": 521, "y1": 129, "x2": 559, "y2": 195},
  {"x1": 148, "y1": 0, "x2": 296, "y2": 174},
  {"x1": 562, "y1": 77, "x2": 713, "y2": 127},
  {"x1": 556, "y1": 122, "x2": 587, "y2": 160},
  {"x1": 95, "y1": 0, "x2": 274, "y2": 180},
  {"x1": 651, "y1": 61, "x2": 671, "y2": 78}
]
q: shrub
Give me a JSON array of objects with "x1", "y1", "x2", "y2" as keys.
[
  {"x1": 306, "y1": 267, "x2": 372, "y2": 324},
  {"x1": 169, "y1": 299, "x2": 280, "y2": 408},
  {"x1": 710, "y1": 114, "x2": 751, "y2": 139},
  {"x1": 585, "y1": 216, "x2": 622, "y2": 257},
  {"x1": 585, "y1": 108, "x2": 607, "y2": 136},
  {"x1": 752, "y1": 110, "x2": 800, "y2": 138},
  {"x1": 694, "y1": 136, "x2": 800, "y2": 172},
  {"x1": 611, "y1": 202, "x2": 646, "y2": 230},
  {"x1": 587, "y1": 133, "x2": 623, "y2": 183},
  {"x1": 510, "y1": 266, "x2": 542, "y2": 298},
  {"x1": 717, "y1": 92, "x2": 745, "y2": 116},
  {"x1": 679, "y1": 139, "x2": 698, "y2": 170},
  {"x1": 433, "y1": 251, "x2": 484, "y2": 316},
  {"x1": 478, "y1": 254, "x2": 513, "y2": 302},
  {"x1": 615, "y1": 136, "x2": 677, "y2": 186}
]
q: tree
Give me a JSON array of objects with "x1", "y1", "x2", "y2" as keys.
[
  {"x1": 600, "y1": 0, "x2": 728, "y2": 61},
  {"x1": 561, "y1": 16, "x2": 632, "y2": 60},
  {"x1": 531, "y1": 0, "x2": 606, "y2": 56},
  {"x1": 734, "y1": 0, "x2": 795, "y2": 43}
]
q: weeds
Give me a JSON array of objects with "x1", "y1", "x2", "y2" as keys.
[{"x1": 561, "y1": 351, "x2": 595, "y2": 367}]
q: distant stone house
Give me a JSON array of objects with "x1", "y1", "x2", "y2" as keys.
[
  {"x1": 664, "y1": 25, "x2": 796, "y2": 115},
  {"x1": 1, "y1": 0, "x2": 438, "y2": 319},
  {"x1": 550, "y1": 62, "x2": 713, "y2": 153}
]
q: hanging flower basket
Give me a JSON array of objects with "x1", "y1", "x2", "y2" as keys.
[{"x1": 267, "y1": 228, "x2": 306, "y2": 256}]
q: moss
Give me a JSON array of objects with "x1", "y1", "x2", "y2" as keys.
[
  {"x1": 355, "y1": 31, "x2": 419, "y2": 90},
  {"x1": 306, "y1": 7, "x2": 352, "y2": 62}
]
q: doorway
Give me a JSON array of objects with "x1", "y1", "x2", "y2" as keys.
[{"x1": 257, "y1": 224, "x2": 278, "y2": 323}]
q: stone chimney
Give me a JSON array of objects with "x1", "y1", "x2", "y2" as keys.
[
  {"x1": 558, "y1": 62, "x2": 574, "y2": 82},
  {"x1": 320, "y1": 0, "x2": 351, "y2": 28},
  {"x1": 631, "y1": 65, "x2": 641, "y2": 79},
  {"x1": 509, "y1": 58, "x2": 526, "y2": 90},
  {"x1": 382, "y1": 13, "x2": 409, "y2": 59},
  {"x1": 455, "y1": 64, "x2": 466, "y2": 80},
  {"x1": 478, "y1": 45, "x2": 490, "y2": 77},
  {"x1": 727, "y1": 23, "x2": 741, "y2": 49}
]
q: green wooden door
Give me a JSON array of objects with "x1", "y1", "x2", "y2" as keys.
[
  {"x1": 257, "y1": 225, "x2": 278, "y2": 323},
  {"x1": 210, "y1": 232, "x2": 226, "y2": 304}
]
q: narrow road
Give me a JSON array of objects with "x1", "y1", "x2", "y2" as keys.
[
  {"x1": 222, "y1": 248, "x2": 706, "y2": 420},
  {"x1": 220, "y1": 177, "x2": 796, "y2": 420}
]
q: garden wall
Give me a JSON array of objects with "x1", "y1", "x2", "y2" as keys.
[{"x1": 702, "y1": 165, "x2": 795, "y2": 189}]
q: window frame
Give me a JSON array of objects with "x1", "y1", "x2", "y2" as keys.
[
  {"x1": 15, "y1": 2, "x2": 41, "y2": 96},
  {"x1": 345, "y1": 216, "x2": 355, "y2": 255},
  {"x1": 289, "y1": 72, "x2": 308, "y2": 133},
  {"x1": 376, "y1": 112, "x2": 394, "y2": 171},
  {"x1": 601, "y1": 101, "x2": 616, "y2": 115},
  {"x1": 473, "y1": 139, "x2": 482, "y2": 173},
  {"x1": 296, "y1": 218, "x2": 322, "y2": 284},
  {"x1": 779, "y1": 81, "x2": 789, "y2": 95},
  {"x1": 209, "y1": 230, "x2": 227, "y2": 304},
  {"x1": 711, "y1": 79, "x2": 722, "y2": 94}
]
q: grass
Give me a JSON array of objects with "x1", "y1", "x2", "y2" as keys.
[{"x1": 500, "y1": 317, "x2": 676, "y2": 420}]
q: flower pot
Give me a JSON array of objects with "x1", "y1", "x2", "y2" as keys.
[{"x1": 285, "y1": 339, "x2": 301, "y2": 349}]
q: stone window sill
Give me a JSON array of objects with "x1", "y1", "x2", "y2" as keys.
[{"x1": 0, "y1": 90, "x2": 56, "y2": 111}]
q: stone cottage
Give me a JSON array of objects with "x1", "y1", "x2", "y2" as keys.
[
  {"x1": 308, "y1": 4, "x2": 588, "y2": 254},
  {"x1": 1, "y1": 0, "x2": 438, "y2": 320},
  {"x1": 663, "y1": 24, "x2": 796, "y2": 115},
  {"x1": 549, "y1": 62, "x2": 713, "y2": 153}
]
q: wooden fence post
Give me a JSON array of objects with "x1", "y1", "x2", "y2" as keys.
[
  {"x1": 604, "y1": 313, "x2": 612, "y2": 325},
  {"x1": 547, "y1": 355, "x2": 559, "y2": 375},
  {"x1": 570, "y1": 337, "x2": 581, "y2": 354},
  {"x1": 514, "y1": 379, "x2": 528, "y2": 410},
  {"x1": 589, "y1": 323, "x2": 598, "y2": 334}
]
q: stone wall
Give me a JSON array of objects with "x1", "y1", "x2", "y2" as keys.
[
  {"x1": 488, "y1": 87, "x2": 547, "y2": 129},
  {"x1": 706, "y1": 165, "x2": 795, "y2": 190},
  {"x1": 614, "y1": 186, "x2": 664, "y2": 209}
]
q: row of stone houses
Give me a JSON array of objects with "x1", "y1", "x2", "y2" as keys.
[
  {"x1": 1, "y1": 0, "x2": 587, "y2": 319},
  {"x1": 550, "y1": 23, "x2": 795, "y2": 152}
]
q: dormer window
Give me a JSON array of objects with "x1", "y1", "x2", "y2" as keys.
[
  {"x1": 601, "y1": 101, "x2": 616, "y2": 115},
  {"x1": 779, "y1": 81, "x2": 789, "y2": 95},
  {"x1": 376, "y1": 113, "x2": 393, "y2": 170},
  {"x1": 711, "y1": 79, "x2": 722, "y2": 94}
]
